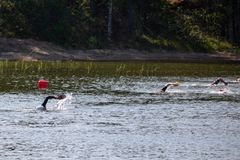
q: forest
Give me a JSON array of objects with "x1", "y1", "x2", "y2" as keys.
[{"x1": 1, "y1": 0, "x2": 240, "y2": 52}]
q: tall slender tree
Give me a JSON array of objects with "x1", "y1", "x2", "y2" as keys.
[{"x1": 107, "y1": 0, "x2": 112, "y2": 42}]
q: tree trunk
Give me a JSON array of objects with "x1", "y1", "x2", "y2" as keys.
[
  {"x1": 228, "y1": 0, "x2": 234, "y2": 43},
  {"x1": 232, "y1": 0, "x2": 237, "y2": 44},
  {"x1": 107, "y1": 0, "x2": 112, "y2": 42},
  {"x1": 234, "y1": 0, "x2": 240, "y2": 44},
  {"x1": 127, "y1": 0, "x2": 133, "y2": 39}
]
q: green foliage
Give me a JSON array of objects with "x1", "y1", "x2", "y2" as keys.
[
  {"x1": 1, "y1": 61, "x2": 240, "y2": 78},
  {"x1": 15, "y1": 0, "x2": 72, "y2": 46},
  {"x1": 0, "y1": 0, "x2": 239, "y2": 51},
  {"x1": 140, "y1": 34, "x2": 183, "y2": 50},
  {"x1": 0, "y1": 0, "x2": 27, "y2": 37},
  {"x1": 87, "y1": 36, "x2": 100, "y2": 48},
  {"x1": 232, "y1": 48, "x2": 240, "y2": 54},
  {"x1": 203, "y1": 37, "x2": 232, "y2": 51}
]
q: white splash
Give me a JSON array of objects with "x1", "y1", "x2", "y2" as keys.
[
  {"x1": 55, "y1": 93, "x2": 73, "y2": 110},
  {"x1": 209, "y1": 88, "x2": 233, "y2": 94},
  {"x1": 36, "y1": 105, "x2": 44, "y2": 111}
]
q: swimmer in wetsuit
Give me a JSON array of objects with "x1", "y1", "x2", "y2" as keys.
[
  {"x1": 37, "y1": 94, "x2": 66, "y2": 111},
  {"x1": 235, "y1": 77, "x2": 240, "y2": 83},
  {"x1": 211, "y1": 78, "x2": 228, "y2": 86},
  {"x1": 160, "y1": 82, "x2": 180, "y2": 92}
]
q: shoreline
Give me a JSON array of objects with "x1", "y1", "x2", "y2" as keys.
[{"x1": 1, "y1": 38, "x2": 240, "y2": 63}]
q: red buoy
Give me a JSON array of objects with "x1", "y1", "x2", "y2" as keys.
[{"x1": 38, "y1": 80, "x2": 48, "y2": 90}]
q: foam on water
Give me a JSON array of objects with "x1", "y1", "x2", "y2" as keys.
[
  {"x1": 56, "y1": 93, "x2": 73, "y2": 110},
  {"x1": 209, "y1": 88, "x2": 233, "y2": 94},
  {"x1": 35, "y1": 93, "x2": 73, "y2": 111},
  {"x1": 1, "y1": 76, "x2": 240, "y2": 160},
  {"x1": 35, "y1": 105, "x2": 44, "y2": 111}
]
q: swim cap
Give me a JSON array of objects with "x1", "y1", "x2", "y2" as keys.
[
  {"x1": 57, "y1": 94, "x2": 66, "y2": 99},
  {"x1": 174, "y1": 81, "x2": 180, "y2": 86}
]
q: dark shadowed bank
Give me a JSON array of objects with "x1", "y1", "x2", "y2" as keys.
[{"x1": 0, "y1": 38, "x2": 240, "y2": 63}]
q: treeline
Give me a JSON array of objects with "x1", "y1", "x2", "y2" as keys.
[{"x1": 0, "y1": 0, "x2": 239, "y2": 51}]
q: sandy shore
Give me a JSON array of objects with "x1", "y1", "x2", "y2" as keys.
[{"x1": 0, "y1": 38, "x2": 240, "y2": 63}]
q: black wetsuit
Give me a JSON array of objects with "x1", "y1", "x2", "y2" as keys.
[
  {"x1": 41, "y1": 96, "x2": 57, "y2": 111},
  {"x1": 161, "y1": 84, "x2": 172, "y2": 92},
  {"x1": 211, "y1": 78, "x2": 228, "y2": 85}
]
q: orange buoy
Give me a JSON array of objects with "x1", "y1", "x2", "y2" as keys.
[{"x1": 38, "y1": 80, "x2": 48, "y2": 90}]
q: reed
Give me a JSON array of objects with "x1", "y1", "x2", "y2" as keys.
[
  {"x1": 0, "y1": 60, "x2": 239, "y2": 93},
  {"x1": 115, "y1": 64, "x2": 126, "y2": 75},
  {"x1": 37, "y1": 61, "x2": 43, "y2": 72},
  {"x1": 139, "y1": 65, "x2": 145, "y2": 76},
  {"x1": 0, "y1": 60, "x2": 240, "y2": 77},
  {"x1": 86, "y1": 62, "x2": 93, "y2": 74},
  {"x1": 0, "y1": 62, "x2": 3, "y2": 73}
]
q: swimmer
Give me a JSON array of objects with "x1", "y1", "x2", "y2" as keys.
[
  {"x1": 160, "y1": 81, "x2": 180, "y2": 92},
  {"x1": 211, "y1": 78, "x2": 228, "y2": 86},
  {"x1": 36, "y1": 94, "x2": 66, "y2": 111},
  {"x1": 235, "y1": 77, "x2": 240, "y2": 83},
  {"x1": 227, "y1": 77, "x2": 240, "y2": 84}
]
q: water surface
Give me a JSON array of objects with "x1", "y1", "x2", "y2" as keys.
[{"x1": 0, "y1": 61, "x2": 240, "y2": 159}]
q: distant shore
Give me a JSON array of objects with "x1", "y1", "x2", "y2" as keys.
[{"x1": 0, "y1": 38, "x2": 240, "y2": 63}]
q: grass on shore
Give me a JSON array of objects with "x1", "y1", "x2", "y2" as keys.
[{"x1": 0, "y1": 61, "x2": 240, "y2": 77}]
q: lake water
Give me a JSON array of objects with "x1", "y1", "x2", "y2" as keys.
[{"x1": 0, "y1": 61, "x2": 240, "y2": 160}]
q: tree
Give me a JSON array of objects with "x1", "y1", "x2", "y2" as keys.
[{"x1": 107, "y1": 0, "x2": 112, "y2": 41}]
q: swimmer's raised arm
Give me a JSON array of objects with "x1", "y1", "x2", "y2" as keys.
[
  {"x1": 41, "y1": 96, "x2": 58, "y2": 110},
  {"x1": 160, "y1": 83, "x2": 172, "y2": 92},
  {"x1": 38, "y1": 94, "x2": 66, "y2": 111},
  {"x1": 211, "y1": 78, "x2": 228, "y2": 86},
  {"x1": 160, "y1": 82, "x2": 179, "y2": 92}
]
